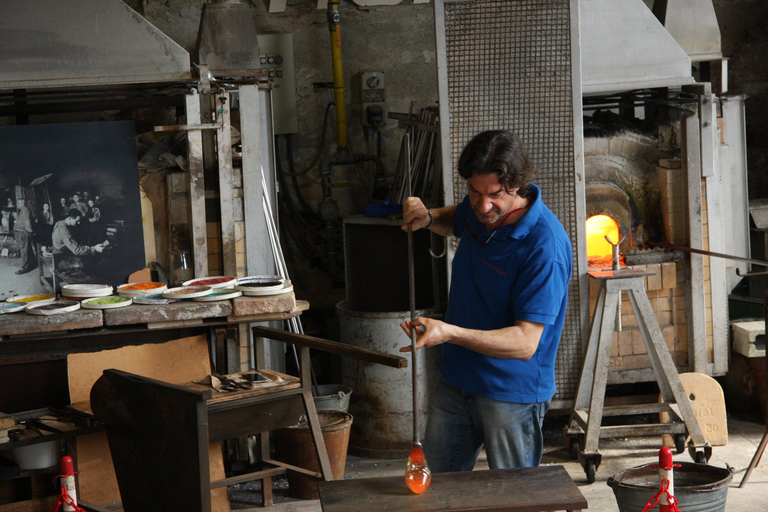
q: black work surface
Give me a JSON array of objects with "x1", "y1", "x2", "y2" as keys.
[{"x1": 318, "y1": 465, "x2": 588, "y2": 512}]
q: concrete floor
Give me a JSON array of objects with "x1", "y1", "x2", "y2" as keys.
[{"x1": 229, "y1": 413, "x2": 768, "y2": 511}]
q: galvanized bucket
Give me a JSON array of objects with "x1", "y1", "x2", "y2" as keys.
[
  {"x1": 314, "y1": 384, "x2": 353, "y2": 413},
  {"x1": 608, "y1": 461, "x2": 733, "y2": 512}
]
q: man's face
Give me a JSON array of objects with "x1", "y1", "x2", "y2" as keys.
[
  {"x1": 67, "y1": 216, "x2": 82, "y2": 226},
  {"x1": 466, "y1": 173, "x2": 518, "y2": 226}
]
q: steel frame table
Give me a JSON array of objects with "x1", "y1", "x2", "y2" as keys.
[{"x1": 564, "y1": 269, "x2": 709, "y2": 483}]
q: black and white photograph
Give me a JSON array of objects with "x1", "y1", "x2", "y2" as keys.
[{"x1": 0, "y1": 120, "x2": 145, "y2": 300}]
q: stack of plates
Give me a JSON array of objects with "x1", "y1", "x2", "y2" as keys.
[
  {"x1": 162, "y1": 286, "x2": 213, "y2": 300},
  {"x1": 61, "y1": 284, "x2": 113, "y2": 299},
  {"x1": 6, "y1": 294, "x2": 56, "y2": 306},
  {"x1": 25, "y1": 300, "x2": 81, "y2": 316},
  {"x1": 183, "y1": 276, "x2": 238, "y2": 289},
  {"x1": 236, "y1": 276, "x2": 291, "y2": 297},
  {"x1": 117, "y1": 282, "x2": 168, "y2": 298}
]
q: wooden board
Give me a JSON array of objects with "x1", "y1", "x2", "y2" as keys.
[
  {"x1": 102, "y1": 301, "x2": 233, "y2": 327},
  {"x1": 67, "y1": 334, "x2": 230, "y2": 511},
  {"x1": 661, "y1": 372, "x2": 728, "y2": 447},
  {"x1": 231, "y1": 291, "x2": 296, "y2": 317},
  {"x1": 0, "y1": 309, "x2": 103, "y2": 337},
  {"x1": 318, "y1": 465, "x2": 587, "y2": 512}
]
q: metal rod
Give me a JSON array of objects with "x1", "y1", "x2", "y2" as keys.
[
  {"x1": 405, "y1": 131, "x2": 420, "y2": 445},
  {"x1": 644, "y1": 241, "x2": 768, "y2": 266}
]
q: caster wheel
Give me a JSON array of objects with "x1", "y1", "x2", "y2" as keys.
[
  {"x1": 694, "y1": 450, "x2": 707, "y2": 464},
  {"x1": 585, "y1": 458, "x2": 596, "y2": 484},
  {"x1": 674, "y1": 434, "x2": 686, "y2": 454},
  {"x1": 569, "y1": 437, "x2": 580, "y2": 461}
]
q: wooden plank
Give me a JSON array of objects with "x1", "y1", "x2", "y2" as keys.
[
  {"x1": 318, "y1": 465, "x2": 587, "y2": 512},
  {"x1": 252, "y1": 326, "x2": 408, "y2": 369},
  {"x1": 231, "y1": 291, "x2": 295, "y2": 317},
  {"x1": 216, "y1": 92, "x2": 237, "y2": 278},
  {"x1": 68, "y1": 335, "x2": 229, "y2": 511},
  {"x1": 682, "y1": 111, "x2": 707, "y2": 373},
  {"x1": 102, "y1": 301, "x2": 233, "y2": 326},
  {"x1": 185, "y1": 93, "x2": 208, "y2": 278},
  {"x1": 0, "y1": 309, "x2": 102, "y2": 337},
  {"x1": 228, "y1": 299, "x2": 308, "y2": 323},
  {"x1": 661, "y1": 372, "x2": 728, "y2": 447}
]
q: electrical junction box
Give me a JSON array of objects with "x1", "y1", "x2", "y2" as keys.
[
  {"x1": 257, "y1": 33, "x2": 298, "y2": 134},
  {"x1": 360, "y1": 71, "x2": 386, "y2": 127}
]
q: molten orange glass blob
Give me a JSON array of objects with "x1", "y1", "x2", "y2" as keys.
[{"x1": 405, "y1": 444, "x2": 432, "y2": 494}]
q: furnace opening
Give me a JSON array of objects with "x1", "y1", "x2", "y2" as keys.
[{"x1": 586, "y1": 214, "x2": 621, "y2": 267}]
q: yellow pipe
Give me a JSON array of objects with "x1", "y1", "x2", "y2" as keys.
[{"x1": 328, "y1": 0, "x2": 348, "y2": 149}]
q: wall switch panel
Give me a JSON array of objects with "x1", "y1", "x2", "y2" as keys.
[
  {"x1": 257, "y1": 33, "x2": 298, "y2": 134},
  {"x1": 360, "y1": 70, "x2": 386, "y2": 127}
]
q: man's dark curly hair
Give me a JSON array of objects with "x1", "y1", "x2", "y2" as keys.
[{"x1": 457, "y1": 130, "x2": 537, "y2": 198}]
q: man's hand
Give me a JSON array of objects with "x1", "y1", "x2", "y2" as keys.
[
  {"x1": 399, "y1": 316, "x2": 453, "y2": 352},
  {"x1": 401, "y1": 196, "x2": 431, "y2": 232}
]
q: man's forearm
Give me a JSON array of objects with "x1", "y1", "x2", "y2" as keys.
[{"x1": 426, "y1": 205, "x2": 457, "y2": 238}]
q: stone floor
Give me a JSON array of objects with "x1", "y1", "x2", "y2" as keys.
[{"x1": 228, "y1": 412, "x2": 768, "y2": 512}]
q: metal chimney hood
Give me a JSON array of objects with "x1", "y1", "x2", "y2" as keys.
[
  {"x1": 653, "y1": 0, "x2": 722, "y2": 62},
  {"x1": 580, "y1": 0, "x2": 694, "y2": 94},
  {"x1": 0, "y1": 0, "x2": 191, "y2": 90},
  {"x1": 197, "y1": 0, "x2": 261, "y2": 78}
]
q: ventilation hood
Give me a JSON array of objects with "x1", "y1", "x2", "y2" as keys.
[
  {"x1": 0, "y1": 0, "x2": 191, "y2": 90},
  {"x1": 580, "y1": 0, "x2": 695, "y2": 94},
  {"x1": 653, "y1": 0, "x2": 722, "y2": 62}
]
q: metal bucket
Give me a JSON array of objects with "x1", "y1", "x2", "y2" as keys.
[
  {"x1": 608, "y1": 461, "x2": 733, "y2": 512},
  {"x1": 314, "y1": 384, "x2": 353, "y2": 413},
  {"x1": 336, "y1": 300, "x2": 441, "y2": 458}
]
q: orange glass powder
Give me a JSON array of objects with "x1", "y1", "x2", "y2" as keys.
[{"x1": 123, "y1": 282, "x2": 163, "y2": 290}]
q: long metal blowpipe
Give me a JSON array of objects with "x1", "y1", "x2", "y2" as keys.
[{"x1": 403, "y1": 132, "x2": 431, "y2": 495}]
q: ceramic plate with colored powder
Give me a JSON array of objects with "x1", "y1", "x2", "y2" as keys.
[
  {"x1": 81, "y1": 296, "x2": 133, "y2": 310},
  {"x1": 117, "y1": 282, "x2": 168, "y2": 298},
  {"x1": 0, "y1": 302, "x2": 27, "y2": 314},
  {"x1": 162, "y1": 286, "x2": 213, "y2": 299},
  {"x1": 192, "y1": 288, "x2": 243, "y2": 302},
  {"x1": 25, "y1": 300, "x2": 81, "y2": 316},
  {"x1": 7, "y1": 294, "x2": 56, "y2": 306},
  {"x1": 183, "y1": 276, "x2": 238, "y2": 289}
]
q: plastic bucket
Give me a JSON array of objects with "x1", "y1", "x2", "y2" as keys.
[
  {"x1": 274, "y1": 410, "x2": 353, "y2": 499},
  {"x1": 314, "y1": 384, "x2": 353, "y2": 413},
  {"x1": 608, "y1": 461, "x2": 732, "y2": 512},
  {"x1": 12, "y1": 440, "x2": 60, "y2": 470}
]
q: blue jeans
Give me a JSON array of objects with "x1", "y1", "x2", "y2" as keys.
[{"x1": 423, "y1": 373, "x2": 550, "y2": 473}]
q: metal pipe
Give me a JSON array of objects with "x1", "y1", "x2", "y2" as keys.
[
  {"x1": 405, "y1": 132, "x2": 420, "y2": 444},
  {"x1": 327, "y1": 0, "x2": 348, "y2": 149},
  {"x1": 644, "y1": 241, "x2": 768, "y2": 266}
]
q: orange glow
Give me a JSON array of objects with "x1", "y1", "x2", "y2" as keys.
[
  {"x1": 405, "y1": 444, "x2": 431, "y2": 494},
  {"x1": 587, "y1": 215, "x2": 620, "y2": 261}
]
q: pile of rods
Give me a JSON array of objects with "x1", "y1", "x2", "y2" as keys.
[{"x1": 389, "y1": 106, "x2": 439, "y2": 204}]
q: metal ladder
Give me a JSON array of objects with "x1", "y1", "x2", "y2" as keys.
[{"x1": 564, "y1": 268, "x2": 710, "y2": 483}]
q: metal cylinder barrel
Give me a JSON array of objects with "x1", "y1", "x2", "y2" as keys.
[{"x1": 337, "y1": 300, "x2": 440, "y2": 458}]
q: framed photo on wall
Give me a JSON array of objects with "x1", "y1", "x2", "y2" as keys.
[{"x1": 0, "y1": 120, "x2": 145, "y2": 300}]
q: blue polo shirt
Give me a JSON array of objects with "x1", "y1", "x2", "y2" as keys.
[{"x1": 441, "y1": 184, "x2": 572, "y2": 403}]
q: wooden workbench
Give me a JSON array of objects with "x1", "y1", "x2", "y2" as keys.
[{"x1": 318, "y1": 465, "x2": 588, "y2": 512}]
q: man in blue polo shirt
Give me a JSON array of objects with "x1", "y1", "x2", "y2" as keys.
[{"x1": 400, "y1": 129, "x2": 572, "y2": 472}]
